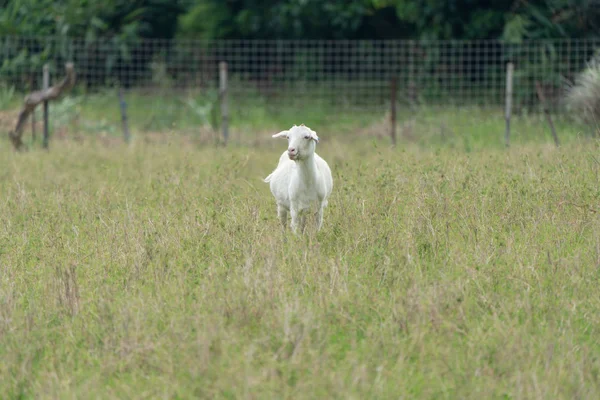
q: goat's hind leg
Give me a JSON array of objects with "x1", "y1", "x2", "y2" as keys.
[
  {"x1": 315, "y1": 205, "x2": 324, "y2": 231},
  {"x1": 298, "y1": 212, "x2": 307, "y2": 234},
  {"x1": 277, "y1": 204, "x2": 288, "y2": 230},
  {"x1": 315, "y1": 199, "x2": 327, "y2": 231}
]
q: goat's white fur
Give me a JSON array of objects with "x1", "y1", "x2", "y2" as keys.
[{"x1": 264, "y1": 124, "x2": 333, "y2": 234}]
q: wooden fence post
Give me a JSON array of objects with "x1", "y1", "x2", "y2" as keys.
[
  {"x1": 43, "y1": 64, "x2": 50, "y2": 149},
  {"x1": 505, "y1": 62, "x2": 513, "y2": 148},
  {"x1": 31, "y1": 108, "x2": 36, "y2": 144},
  {"x1": 30, "y1": 75, "x2": 36, "y2": 144},
  {"x1": 408, "y1": 41, "x2": 416, "y2": 108},
  {"x1": 219, "y1": 61, "x2": 229, "y2": 145}
]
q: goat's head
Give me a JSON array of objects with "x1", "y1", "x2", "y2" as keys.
[{"x1": 272, "y1": 125, "x2": 319, "y2": 161}]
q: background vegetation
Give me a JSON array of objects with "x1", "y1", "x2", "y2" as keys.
[{"x1": 1, "y1": 0, "x2": 599, "y2": 41}]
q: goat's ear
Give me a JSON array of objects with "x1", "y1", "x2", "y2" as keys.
[
  {"x1": 309, "y1": 130, "x2": 319, "y2": 142},
  {"x1": 272, "y1": 130, "x2": 289, "y2": 139}
]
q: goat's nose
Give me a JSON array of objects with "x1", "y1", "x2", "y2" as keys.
[{"x1": 288, "y1": 147, "x2": 296, "y2": 153}]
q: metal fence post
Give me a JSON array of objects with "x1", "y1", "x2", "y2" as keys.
[
  {"x1": 219, "y1": 61, "x2": 229, "y2": 145},
  {"x1": 42, "y1": 64, "x2": 50, "y2": 149},
  {"x1": 118, "y1": 87, "x2": 130, "y2": 144},
  {"x1": 505, "y1": 62, "x2": 514, "y2": 148},
  {"x1": 535, "y1": 81, "x2": 560, "y2": 147}
]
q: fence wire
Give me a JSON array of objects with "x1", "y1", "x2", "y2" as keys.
[{"x1": 1, "y1": 36, "x2": 599, "y2": 112}]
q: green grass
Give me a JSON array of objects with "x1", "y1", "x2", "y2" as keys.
[
  {"x1": 1, "y1": 123, "x2": 600, "y2": 398},
  {"x1": 2, "y1": 85, "x2": 592, "y2": 151},
  {"x1": 0, "y1": 86, "x2": 584, "y2": 144}
]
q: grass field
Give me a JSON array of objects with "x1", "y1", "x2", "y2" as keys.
[{"x1": 1, "y1": 95, "x2": 600, "y2": 398}]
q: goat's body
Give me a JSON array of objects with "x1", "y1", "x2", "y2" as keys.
[{"x1": 264, "y1": 150, "x2": 333, "y2": 233}]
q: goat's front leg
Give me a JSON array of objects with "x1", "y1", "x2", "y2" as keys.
[
  {"x1": 290, "y1": 204, "x2": 307, "y2": 235},
  {"x1": 290, "y1": 206, "x2": 299, "y2": 234}
]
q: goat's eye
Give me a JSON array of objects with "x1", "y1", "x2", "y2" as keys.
[{"x1": 304, "y1": 135, "x2": 310, "y2": 139}]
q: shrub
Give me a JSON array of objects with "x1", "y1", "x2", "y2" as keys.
[{"x1": 565, "y1": 54, "x2": 600, "y2": 132}]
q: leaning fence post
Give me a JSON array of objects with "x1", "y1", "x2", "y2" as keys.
[
  {"x1": 390, "y1": 77, "x2": 397, "y2": 146},
  {"x1": 219, "y1": 61, "x2": 229, "y2": 145},
  {"x1": 118, "y1": 87, "x2": 130, "y2": 144},
  {"x1": 505, "y1": 62, "x2": 513, "y2": 148},
  {"x1": 43, "y1": 64, "x2": 50, "y2": 149},
  {"x1": 535, "y1": 81, "x2": 560, "y2": 147}
]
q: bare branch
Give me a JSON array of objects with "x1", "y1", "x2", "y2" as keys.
[{"x1": 9, "y1": 63, "x2": 76, "y2": 151}]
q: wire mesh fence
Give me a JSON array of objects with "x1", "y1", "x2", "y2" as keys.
[
  {"x1": 2, "y1": 36, "x2": 599, "y2": 108},
  {"x1": 1, "y1": 36, "x2": 599, "y2": 144}
]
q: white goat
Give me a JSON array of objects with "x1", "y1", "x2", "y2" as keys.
[{"x1": 264, "y1": 124, "x2": 333, "y2": 234}]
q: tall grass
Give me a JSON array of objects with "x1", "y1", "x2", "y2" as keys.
[{"x1": 1, "y1": 134, "x2": 600, "y2": 398}]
